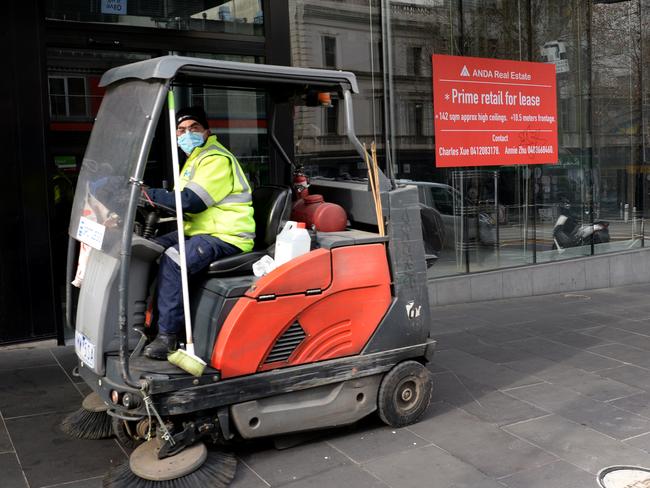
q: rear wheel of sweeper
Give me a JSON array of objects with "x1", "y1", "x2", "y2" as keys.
[
  {"x1": 103, "y1": 440, "x2": 237, "y2": 488},
  {"x1": 111, "y1": 417, "x2": 148, "y2": 450},
  {"x1": 377, "y1": 360, "x2": 433, "y2": 428}
]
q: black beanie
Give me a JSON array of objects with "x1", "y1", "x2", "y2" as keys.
[{"x1": 176, "y1": 106, "x2": 210, "y2": 130}]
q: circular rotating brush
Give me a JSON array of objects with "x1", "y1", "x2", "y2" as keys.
[
  {"x1": 103, "y1": 441, "x2": 237, "y2": 488},
  {"x1": 61, "y1": 392, "x2": 113, "y2": 440}
]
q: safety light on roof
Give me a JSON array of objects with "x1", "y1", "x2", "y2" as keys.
[{"x1": 318, "y1": 92, "x2": 333, "y2": 107}]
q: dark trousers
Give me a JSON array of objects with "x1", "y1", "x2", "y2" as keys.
[{"x1": 154, "y1": 231, "x2": 240, "y2": 335}]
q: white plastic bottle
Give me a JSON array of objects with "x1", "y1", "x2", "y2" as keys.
[{"x1": 274, "y1": 221, "x2": 311, "y2": 267}]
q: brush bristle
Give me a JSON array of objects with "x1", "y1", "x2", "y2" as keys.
[
  {"x1": 167, "y1": 349, "x2": 206, "y2": 377},
  {"x1": 103, "y1": 450, "x2": 237, "y2": 488},
  {"x1": 61, "y1": 407, "x2": 113, "y2": 440}
]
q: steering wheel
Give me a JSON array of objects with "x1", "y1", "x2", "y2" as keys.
[
  {"x1": 136, "y1": 189, "x2": 176, "y2": 239},
  {"x1": 138, "y1": 189, "x2": 177, "y2": 216}
]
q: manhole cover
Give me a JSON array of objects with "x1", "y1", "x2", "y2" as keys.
[{"x1": 598, "y1": 466, "x2": 650, "y2": 488}]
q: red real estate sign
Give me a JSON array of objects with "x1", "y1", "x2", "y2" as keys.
[{"x1": 432, "y1": 54, "x2": 558, "y2": 167}]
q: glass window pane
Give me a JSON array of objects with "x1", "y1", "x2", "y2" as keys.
[
  {"x1": 45, "y1": 0, "x2": 264, "y2": 36},
  {"x1": 66, "y1": 77, "x2": 87, "y2": 117},
  {"x1": 291, "y1": 0, "x2": 385, "y2": 180},
  {"x1": 591, "y1": 0, "x2": 643, "y2": 254},
  {"x1": 178, "y1": 52, "x2": 268, "y2": 185},
  {"x1": 289, "y1": 0, "x2": 648, "y2": 278},
  {"x1": 322, "y1": 36, "x2": 337, "y2": 68},
  {"x1": 325, "y1": 99, "x2": 338, "y2": 135},
  {"x1": 48, "y1": 77, "x2": 67, "y2": 118}
]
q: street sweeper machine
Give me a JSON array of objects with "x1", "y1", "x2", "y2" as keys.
[{"x1": 65, "y1": 56, "x2": 436, "y2": 487}]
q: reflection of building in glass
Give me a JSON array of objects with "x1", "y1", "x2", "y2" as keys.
[
  {"x1": 290, "y1": 0, "x2": 384, "y2": 176},
  {"x1": 45, "y1": 0, "x2": 264, "y2": 35},
  {"x1": 289, "y1": 0, "x2": 650, "y2": 278}
]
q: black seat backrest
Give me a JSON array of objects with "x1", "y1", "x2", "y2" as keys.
[{"x1": 252, "y1": 185, "x2": 292, "y2": 250}]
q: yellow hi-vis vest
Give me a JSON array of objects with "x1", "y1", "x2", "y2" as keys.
[{"x1": 178, "y1": 135, "x2": 255, "y2": 252}]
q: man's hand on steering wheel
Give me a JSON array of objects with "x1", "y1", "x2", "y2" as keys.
[{"x1": 140, "y1": 187, "x2": 177, "y2": 215}]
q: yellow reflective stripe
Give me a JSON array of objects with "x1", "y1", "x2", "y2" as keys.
[
  {"x1": 164, "y1": 247, "x2": 181, "y2": 266},
  {"x1": 193, "y1": 144, "x2": 252, "y2": 206}
]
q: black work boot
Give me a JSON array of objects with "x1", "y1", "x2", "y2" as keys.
[{"x1": 144, "y1": 333, "x2": 178, "y2": 360}]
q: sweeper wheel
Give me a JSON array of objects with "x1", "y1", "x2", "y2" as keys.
[
  {"x1": 130, "y1": 441, "x2": 207, "y2": 481},
  {"x1": 111, "y1": 417, "x2": 147, "y2": 450},
  {"x1": 377, "y1": 360, "x2": 433, "y2": 428}
]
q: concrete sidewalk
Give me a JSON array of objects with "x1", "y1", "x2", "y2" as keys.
[{"x1": 3, "y1": 284, "x2": 650, "y2": 487}]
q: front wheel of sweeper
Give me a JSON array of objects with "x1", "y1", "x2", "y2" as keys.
[
  {"x1": 377, "y1": 360, "x2": 433, "y2": 428},
  {"x1": 111, "y1": 417, "x2": 146, "y2": 450}
]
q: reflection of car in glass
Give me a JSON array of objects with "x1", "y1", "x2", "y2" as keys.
[{"x1": 408, "y1": 182, "x2": 497, "y2": 248}]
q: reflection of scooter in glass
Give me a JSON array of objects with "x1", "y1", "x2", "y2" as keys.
[{"x1": 552, "y1": 200, "x2": 610, "y2": 251}]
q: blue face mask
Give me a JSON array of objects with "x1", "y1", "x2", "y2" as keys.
[{"x1": 177, "y1": 131, "x2": 205, "y2": 154}]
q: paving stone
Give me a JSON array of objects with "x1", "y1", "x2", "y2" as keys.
[
  {"x1": 545, "y1": 330, "x2": 611, "y2": 349},
  {"x1": 614, "y1": 318, "x2": 650, "y2": 335},
  {"x1": 6, "y1": 412, "x2": 125, "y2": 488},
  {"x1": 598, "y1": 365, "x2": 650, "y2": 391},
  {"x1": 573, "y1": 311, "x2": 626, "y2": 326},
  {"x1": 432, "y1": 349, "x2": 538, "y2": 391},
  {"x1": 504, "y1": 357, "x2": 574, "y2": 380},
  {"x1": 408, "y1": 402, "x2": 556, "y2": 478},
  {"x1": 50, "y1": 346, "x2": 84, "y2": 384},
  {"x1": 542, "y1": 368, "x2": 644, "y2": 402},
  {"x1": 614, "y1": 333, "x2": 650, "y2": 352},
  {"x1": 507, "y1": 321, "x2": 570, "y2": 338},
  {"x1": 504, "y1": 382, "x2": 650, "y2": 439},
  {"x1": 42, "y1": 477, "x2": 103, "y2": 488},
  {"x1": 238, "y1": 440, "x2": 350, "y2": 486},
  {"x1": 624, "y1": 432, "x2": 650, "y2": 453},
  {"x1": 434, "y1": 331, "x2": 485, "y2": 351},
  {"x1": 579, "y1": 325, "x2": 640, "y2": 342},
  {"x1": 506, "y1": 337, "x2": 623, "y2": 372},
  {"x1": 433, "y1": 371, "x2": 547, "y2": 426},
  {"x1": 434, "y1": 330, "x2": 531, "y2": 364},
  {"x1": 552, "y1": 315, "x2": 603, "y2": 331},
  {"x1": 431, "y1": 313, "x2": 491, "y2": 332},
  {"x1": 467, "y1": 324, "x2": 536, "y2": 344},
  {"x1": 0, "y1": 416, "x2": 13, "y2": 453},
  {"x1": 602, "y1": 306, "x2": 650, "y2": 321},
  {"x1": 327, "y1": 424, "x2": 424, "y2": 463},
  {"x1": 281, "y1": 464, "x2": 389, "y2": 488},
  {"x1": 610, "y1": 392, "x2": 650, "y2": 419},
  {"x1": 230, "y1": 462, "x2": 273, "y2": 488},
  {"x1": 500, "y1": 460, "x2": 598, "y2": 488},
  {"x1": 0, "y1": 348, "x2": 57, "y2": 371},
  {"x1": 504, "y1": 414, "x2": 650, "y2": 474},
  {"x1": 0, "y1": 452, "x2": 27, "y2": 488},
  {"x1": 458, "y1": 306, "x2": 534, "y2": 328},
  {"x1": 589, "y1": 343, "x2": 650, "y2": 370},
  {"x1": 363, "y1": 444, "x2": 504, "y2": 488},
  {"x1": 0, "y1": 365, "x2": 84, "y2": 418},
  {"x1": 453, "y1": 342, "x2": 532, "y2": 364}
]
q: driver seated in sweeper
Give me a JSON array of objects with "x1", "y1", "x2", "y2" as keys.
[{"x1": 143, "y1": 106, "x2": 255, "y2": 360}]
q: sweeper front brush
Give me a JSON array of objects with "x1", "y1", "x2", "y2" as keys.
[
  {"x1": 61, "y1": 392, "x2": 113, "y2": 440},
  {"x1": 103, "y1": 441, "x2": 237, "y2": 488}
]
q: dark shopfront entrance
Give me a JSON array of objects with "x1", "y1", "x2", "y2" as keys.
[{"x1": 0, "y1": 0, "x2": 291, "y2": 344}]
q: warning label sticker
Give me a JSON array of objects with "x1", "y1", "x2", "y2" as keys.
[{"x1": 432, "y1": 54, "x2": 558, "y2": 167}]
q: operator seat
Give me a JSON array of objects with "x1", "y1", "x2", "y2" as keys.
[{"x1": 205, "y1": 185, "x2": 292, "y2": 276}]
